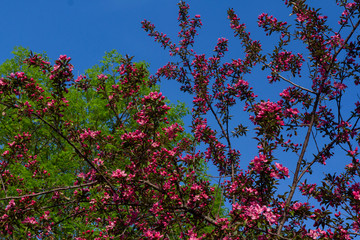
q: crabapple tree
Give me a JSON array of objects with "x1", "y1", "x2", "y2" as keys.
[{"x1": 1, "y1": 0, "x2": 360, "y2": 239}]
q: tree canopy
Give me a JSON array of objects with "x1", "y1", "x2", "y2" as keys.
[{"x1": 1, "y1": 0, "x2": 360, "y2": 239}]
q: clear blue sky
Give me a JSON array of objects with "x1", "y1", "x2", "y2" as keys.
[{"x1": 0, "y1": 0, "x2": 345, "y2": 203}]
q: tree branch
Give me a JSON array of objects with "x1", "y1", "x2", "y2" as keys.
[{"x1": 0, "y1": 181, "x2": 98, "y2": 201}]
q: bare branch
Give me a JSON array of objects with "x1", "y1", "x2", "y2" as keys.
[{"x1": 263, "y1": 63, "x2": 316, "y2": 94}]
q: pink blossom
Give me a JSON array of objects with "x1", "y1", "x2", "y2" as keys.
[
  {"x1": 250, "y1": 154, "x2": 268, "y2": 173},
  {"x1": 275, "y1": 162, "x2": 290, "y2": 178},
  {"x1": 97, "y1": 74, "x2": 108, "y2": 80},
  {"x1": 2, "y1": 150, "x2": 9, "y2": 156},
  {"x1": 292, "y1": 202, "x2": 303, "y2": 211},
  {"x1": 0, "y1": 78, "x2": 7, "y2": 86},
  {"x1": 307, "y1": 228, "x2": 326, "y2": 239},
  {"x1": 353, "y1": 190, "x2": 360, "y2": 200},
  {"x1": 112, "y1": 169, "x2": 127, "y2": 178},
  {"x1": 5, "y1": 200, "x2": 15, "y2": 211},
  {"x1": 22, "y1": 217, "x2": 38, "y2": 225},
  {"x1": 263, "y1": 207, "x2": 278, "y2": 224}
]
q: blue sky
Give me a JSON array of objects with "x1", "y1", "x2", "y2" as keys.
[{"x1": 0, "y1": 0, "x2": 349, "y2": 206}]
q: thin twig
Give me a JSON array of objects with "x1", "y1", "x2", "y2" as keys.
[
  {"x1": 0, "y1": 181, "x2": 98, "y2": 201},
  {"x1": 0, "y1": 173, "x2": 7, "y2": 198},
  {"x1": 264, "y1": 63, "x2": 316, "y2": 94}
]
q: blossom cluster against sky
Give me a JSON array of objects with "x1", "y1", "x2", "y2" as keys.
[{"x1": 0, "y1": 0, "x2": 339, "y2": 126}]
